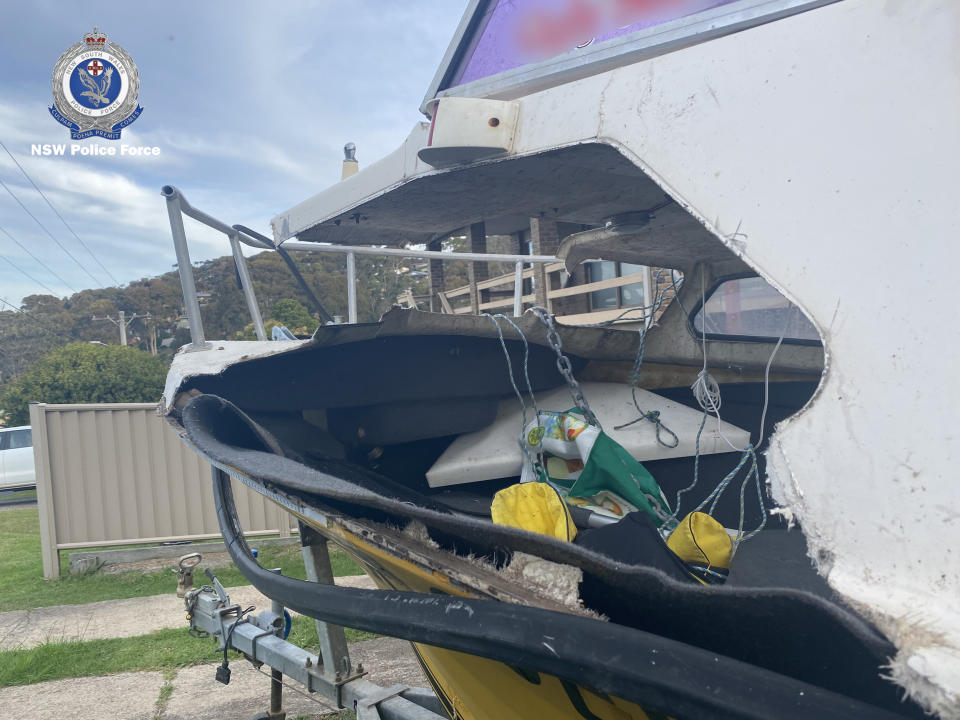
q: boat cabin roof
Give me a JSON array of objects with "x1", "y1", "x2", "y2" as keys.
[{"x1": 272, "y1": 140, "x2": 746, "y2": 274}]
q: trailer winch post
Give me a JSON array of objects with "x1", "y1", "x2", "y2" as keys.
[
  {"x1": 269, "y1": 568, "x2": 285, "y2": 720},
  {"x1": 299, "y1": 522, "x2": 354, "y2": 684}
]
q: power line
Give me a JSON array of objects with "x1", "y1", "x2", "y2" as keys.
[
  {"x1": 0, "y1": 224, "x2": 78, "y2": 293},
  {"x1": 0, "y1": 296, "x2": 25, "y2": 313},
  {"x1": 0, "y1": 254, "x2": 60, "y2": 296},
  {"x1": 0, "y1": 294, "x2": 74, "y2": 339},
  {"x1": 0, "y1": 177, "x2": 102, "y2": 286},
  {"x1": 0, "y1": 139, "x2": 119, "y2": 285},
  {"x1": 1, "y1": 294, "x2": 66, "y2": 327}
]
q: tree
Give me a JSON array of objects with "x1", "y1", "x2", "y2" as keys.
[
  {"x1": 269, "y1": 299, "x2": 318, "y2": 334},
  {"x1": 0, "y1": 307, "x2": 65, "y2": 382},
  {"x1": 0, "y1": 343, "x2": 168, "y2": 426},
  {"x1": 234, "y1": 299, "x2": 320, "y2": 340},
  {"x1": 0, "y1": 244, "x2": 433, "y2": 382}
]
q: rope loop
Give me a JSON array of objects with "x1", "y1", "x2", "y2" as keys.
[{"x1": 614, "y1": 325, "x2": 680, "y2": 449}]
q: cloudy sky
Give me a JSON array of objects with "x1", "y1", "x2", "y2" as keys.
[{"x1": 0, "y1": 1, "x2": 467, "y2": 306}]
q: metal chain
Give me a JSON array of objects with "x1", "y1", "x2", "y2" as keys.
[{"x1": 530, "y1": 306, "x2": 601, "y2": 429}]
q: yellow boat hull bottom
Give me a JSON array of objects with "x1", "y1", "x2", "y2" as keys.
[{"x1": 306, "y1": 515, "x2": 668, "y2": 720}]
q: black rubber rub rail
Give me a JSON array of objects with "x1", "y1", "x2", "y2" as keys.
[
  {"x1": 207, "y1": 470, "x2": 916, "y2": 718},
  {"x1": 212, "y1": 469, "x2": 914, "y2": 720}
]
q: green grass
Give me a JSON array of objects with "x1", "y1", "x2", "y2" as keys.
[
  {"x1": 154, "y1": 668, "x2": 176, "y2": 720},
  {"x1": 0, "y1": 507, "x2": 363, "y2": 612},
  {"x1": 0, "y1": 615, "x2": 377, "y2": 688},
  {"x1": 0, "y1": 488, "x2": 37, "y2": 502}
]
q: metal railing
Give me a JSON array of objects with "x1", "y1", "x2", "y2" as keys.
[
  {"x1": 438, "y1": 264, "x2": 681, "y2": 328},
  {"x1": 162, "y1": 185, "x2": 559, "y2": 350}
]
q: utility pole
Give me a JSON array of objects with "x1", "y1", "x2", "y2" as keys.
[
  {"x1": 147, "y1": 317, "x2": 158, "y2": 356},
  {"x1": 92, "y1": 311, "x2": 151, "y2": 346}
]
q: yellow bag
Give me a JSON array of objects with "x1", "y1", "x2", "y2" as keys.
[
  {"x1": 667, "y1": 511, "x2": 732, "y2": 583},
  {"x1": 491, "y1": 483, "x2": 577, "y2": 542}
]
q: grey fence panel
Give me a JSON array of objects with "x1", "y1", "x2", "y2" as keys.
[{"x1": 30, "y1": 402, "x2": 290, "y2": 578}]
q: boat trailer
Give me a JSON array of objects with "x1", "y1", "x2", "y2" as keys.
[{"x1": 174, "y1": 516, "x2": 447, "y2": 720}]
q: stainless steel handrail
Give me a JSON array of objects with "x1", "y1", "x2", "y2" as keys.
[{"x1": 161, "y1": 185, "x2": 559, "y2": 350}]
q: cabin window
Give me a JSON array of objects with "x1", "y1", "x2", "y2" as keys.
[
  {"x1": 586, "y1": 262, "x2": 646, "y2": 311},
  {"x1": 618, "y1": 263, "x2": 647, "y2": 307},
  {"x1": 692, "y1": 276, "x2": 820, "y2": 344}
]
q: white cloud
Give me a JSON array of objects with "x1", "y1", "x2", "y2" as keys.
[{"x1": 0, "y1": 1, "x2": 469, "y2": 304}]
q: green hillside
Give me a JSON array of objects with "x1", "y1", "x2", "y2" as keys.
[{"x1": 0, "y1": 249, "x2": 428, "y2": 388}]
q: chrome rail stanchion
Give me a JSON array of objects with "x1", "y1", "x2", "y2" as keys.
[
  {"x1": 513, "y1": 259, "x2": 524, "y2": 317},
  {"x1": 346, "y1": 251, "x2": 358, "y2": 324},
  {"x1": 162, "y1": 185, "x2": 209, "y2": 350},
  {"x1": 642, "y1": 265, "x2": 654, "y2": 330},
  {"x1": 229, "y1": 231, "x2": 267, "y2": 341}
]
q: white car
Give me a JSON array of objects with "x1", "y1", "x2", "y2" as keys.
[{"x1": 0, "y1": 426, "x2": 36, "y2": 490}]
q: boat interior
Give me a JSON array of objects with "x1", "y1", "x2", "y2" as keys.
[{"x1": 169, "y1": 142, "x2": 924, "y2": 717}]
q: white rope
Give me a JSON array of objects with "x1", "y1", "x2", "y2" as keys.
[
  {"x1": 756, "y1": 306, "x2": 794, "y2": 450},
  {"x1": 691, "y1": 369, "x2": 723, "y2": 416},
  {"x1": 682, "y1": 266, "x2": 797, "y2": 548},
  {"x1": 690, "y1": 266, "x2": 744, "y2": 452}
]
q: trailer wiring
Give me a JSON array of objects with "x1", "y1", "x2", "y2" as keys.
[{"x1": 218, "y1": 603, "x2": 256, "y2": 684}]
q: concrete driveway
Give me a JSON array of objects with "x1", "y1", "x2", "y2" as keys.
[{"x1": 0, "y1": 575, "x2": 429, "y2": 719}]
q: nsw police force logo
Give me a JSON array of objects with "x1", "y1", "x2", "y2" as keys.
[{"x1": 49, "y1": 27, "x2": 143, "y2": 140}]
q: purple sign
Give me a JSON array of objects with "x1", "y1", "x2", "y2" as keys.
[{"x1": 451, "y1": 0, "x2": 741, "y2": 87}]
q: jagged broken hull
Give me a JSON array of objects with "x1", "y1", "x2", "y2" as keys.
[{"x1": 163, "y1": 313, "x2": 924, "y2": 719}]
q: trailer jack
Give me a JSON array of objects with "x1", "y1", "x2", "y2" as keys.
[{"x1": 177, "y1": 540, "x2": 447, "y2": 720}]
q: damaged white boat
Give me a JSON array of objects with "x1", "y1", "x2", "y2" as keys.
[{"x1": 161, "y1": 1, "x2": 960, "y2": 718}]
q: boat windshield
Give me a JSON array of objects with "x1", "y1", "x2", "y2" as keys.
[{"x1": 692, "y1": 276, "x2": 820, "y2": 344}]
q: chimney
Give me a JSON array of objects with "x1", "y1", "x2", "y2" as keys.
[{"x1": 341, "y1": 142, "x2": 358, "y2": 180}]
